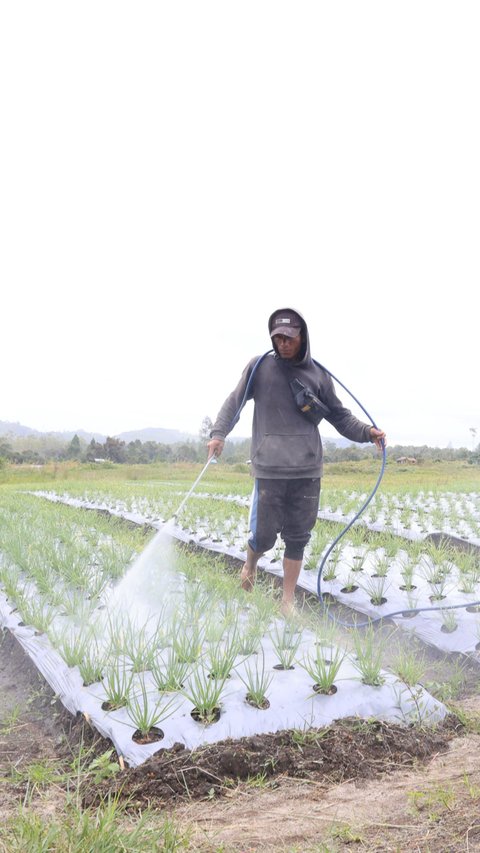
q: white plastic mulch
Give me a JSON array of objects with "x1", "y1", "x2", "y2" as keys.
[{"x1": 0, "y1": 584, "x2": 445, "y2": 769}]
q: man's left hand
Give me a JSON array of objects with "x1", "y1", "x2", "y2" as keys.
[{"x1": 370, "y1": 427, "x2": 387, "y2": 450}]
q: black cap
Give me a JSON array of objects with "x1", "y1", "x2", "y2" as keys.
[{"x1": 270, "y1": 310, "x2": 302, "y2": 338}]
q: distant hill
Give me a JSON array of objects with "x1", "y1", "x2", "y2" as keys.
[
  {"x1": 0, "y1": 421, "x2": 41, "y2": 438},
  {"x1": 116, "y1": 427, "x2": 194, "y2": 444},
  {"x1": 0, "y1": 421, "x2": 197, "y2": 445},
  {"x1": 0, "y1": 422, "x2": 106, "y2": 443},
  {"x1": 1, "y1": 420, "x2": 353, "y2": 448}
]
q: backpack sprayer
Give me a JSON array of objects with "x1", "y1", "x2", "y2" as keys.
[{"x1": 224, "y1": 350, "x2": 480, "y2": 627}]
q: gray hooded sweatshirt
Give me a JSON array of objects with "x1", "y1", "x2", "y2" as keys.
[{"x1": 210, "y1": 307, "x2": 373, "y2": 479}]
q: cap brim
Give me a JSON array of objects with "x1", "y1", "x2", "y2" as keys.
[{"x1": 270, "y1": 325, "x2": 301, "y2": 338}]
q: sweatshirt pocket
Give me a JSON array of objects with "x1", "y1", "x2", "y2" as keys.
[{"x1": 253, "y1": 432, "x2": 320, "y2": 470}]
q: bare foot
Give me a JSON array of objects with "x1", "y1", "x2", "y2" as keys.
[
  {"x1": 240, "y1": 563, "x2": 256, "y2": 591},
  {"x1": 280, "y1": 599, "x2": 295, "y2": 618}
]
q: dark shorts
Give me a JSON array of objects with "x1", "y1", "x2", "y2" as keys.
[{"x1": 248, "y1": 477, "x2": 321, "y2": 561}]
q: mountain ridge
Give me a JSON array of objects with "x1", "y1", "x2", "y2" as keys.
[
  {"x1": 0, "y1": 421, "x2": 195, "y2": 445},
  {"x1": 0, "y1": 420, "x2": 355, "y2": 448}
]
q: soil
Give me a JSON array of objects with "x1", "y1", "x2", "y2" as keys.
[{"x1": 2, "y1": 627, "x2": 480, "y2": 851}]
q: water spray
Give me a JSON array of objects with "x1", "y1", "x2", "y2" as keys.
[{"x1": 108, "y1": 454, "x2": 218, "y2": 618}]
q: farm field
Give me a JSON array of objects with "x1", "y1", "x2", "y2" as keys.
[{"x1": 1, "y1": 459, "x2": 480, "y2": 851}]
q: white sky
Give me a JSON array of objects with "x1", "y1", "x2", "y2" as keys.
[{"x1": 1, "y1": 2, "x2": 478, "y2": 449}]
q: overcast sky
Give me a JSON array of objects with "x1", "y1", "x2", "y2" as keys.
[{"x1": 1, "y1": 2, "x2": 478, "y2": 450}]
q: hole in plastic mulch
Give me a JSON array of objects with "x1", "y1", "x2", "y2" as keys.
[
  {"x1": 313, "y1": 683, "x2": 338, "y2": 695},
  {"x1": 191, "y1": 706, "x2": 221, "y2": 724},
  {"x1": 132, "y1": 726, "x2": 164, "y2": 744},
  {"x1": 246, "y1": 694, "x2": 270, "y2": 710}
]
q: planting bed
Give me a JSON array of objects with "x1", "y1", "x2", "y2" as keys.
[
  {"x1": 0, "y1": 489, "x2": 455, "y2": 769},
  {"x1": 2, "y1": 631, "x2": 479, "y2": 853}
]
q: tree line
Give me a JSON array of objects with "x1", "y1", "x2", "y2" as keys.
[{"x1": 1, "y1": 429, "x2": 479, "y2": 467}]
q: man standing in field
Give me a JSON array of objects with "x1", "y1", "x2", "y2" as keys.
[{"x1": 207, "y1": 307, "x2": 386, "y2": 615}]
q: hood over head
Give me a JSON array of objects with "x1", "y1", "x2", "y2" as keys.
[{"x1": 268, "y1": 307, "x2": 311, "y2": 363}]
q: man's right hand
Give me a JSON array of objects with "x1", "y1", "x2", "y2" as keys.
[{"x1": 207, "y1": 438, "x2": 225, "y2": 459}]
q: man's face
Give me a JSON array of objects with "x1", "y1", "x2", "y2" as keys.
[{"x1": 272, "y1": 333, "x2": 302, "y2": 360}]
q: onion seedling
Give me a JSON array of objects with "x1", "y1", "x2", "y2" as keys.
[
  {"x1": 59, "y1": 588, "x2": 97, "y2": 622},
  {"x1": 238, "y1": 649, "x2": 273, "y2": 709},
  {"x1": 341, "y1": 573, "x2": 359, "y2": 594},
  {"x1": 350, "y1": 547, "x2": 370, "y2": 573},
  {"x1": 269, "y1": 620, "x2": 302, "y2": 670},
  {"x1": 48, "y1": 624, "x2": 94, "y2": 669},
  {"x1": 399, "y1": 554, "x2": 417, "y2": 591},
  {"x1": 351, "y1": 625, "x2": 386, "y2": 687},
  {"x1": 247, "y1": 588, "x2": 277, "y2": 628},
  {"x1": 15, "y1": 592, "x2": 54, "y2": 635},
  {"x1": 102, "y1": 663, "x2": 134, "y2": 711},
  {"x1": 182, "y1": 662, "x2": 228, "y2": 724},
  {"x1": 314, "y1": 612, "x2": 340, "y2": 647},
  {"x1": 440, "y1": 609, "x2": 458, "y2": 634},
  {"x1": 371, "y1": 552, "x2": 390, "y2": 578},
  {"x1": 206, "y1": 630, "x2": 242, "y2": 680},
  {"x1": 150, "y1": 648, "x2": 191, "y2": 692},
  {"x1": 127, "y1": 675, "x2": 179, "y2": 739},
  {"x1": 33, "y1": 563, "x2": 61, "y2": 601},
  {"x1": 402, "y1": 590, "x2": 419, "y2": 617},
  {"x1": 238, "y1": 620, "x2": 265, "y2": 655},
  {"x1": 182, "y1": 583, "x2": 211, "y2": 622},
  {"x1": 0, "y1": 563, "x2": 24, "y2": 605},
  {"x1": 298, "y1": 643, "x2": 346, "y2": 695},
  {"x1": 458, "y1": 572, "x2": 480, "y2": 595},
  {"x1": 121, "y1": 620, "x2": 156, "y2": 673},
  {"x1": 359, "y1": 575, "x2": 388, "y2": 606},
  {"x1": 427, "y1": 575, "x2": 450, "y2": 602},
  {"x1": 172, "y1": 621, "x2": 206, "y2": 664},
  {"x1": 78, "y1": 639, "x2": 107, "y2": 686}
]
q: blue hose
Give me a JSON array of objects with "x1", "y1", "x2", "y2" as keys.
[
  {"x1": 313, "y1": 359, "x2": 480, "y2": 627},
  {"x1": 228, "y1": 351, "x2": 480, "y2": 626}
]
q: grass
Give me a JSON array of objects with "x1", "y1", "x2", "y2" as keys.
[
  {"x1": 8, "y1": 757, "x2": 70, "y2": 791},
  {"x1": 2, "y1": 457, "x2": 480, "y2": 498},
  {"x1": 0, "y1": 704, "x2": 23, "y2": 735},
  {"x1": 0, "y1": 736, "x2": 193, "y2": 852},
  {"x1": 0, "y1": 797, "x2": 192, "y2": 852},
  {"x1": 390, "y1": 646, "x2": 428, "y2": 686},
  {"x1": 407, "y1": 784, "x2": 456, "y2": 820}
]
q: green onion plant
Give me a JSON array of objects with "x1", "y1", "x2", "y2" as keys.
[{"x1": 238, "y1": 648, "x2": 273, "y2": 708}]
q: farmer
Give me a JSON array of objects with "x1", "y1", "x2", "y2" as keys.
[{"x1": 207, "y1": 307, "x2": 386, "y2": 615}]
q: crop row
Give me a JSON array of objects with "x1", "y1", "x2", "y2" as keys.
[{"x1": 0, "y1": 491, "x2": 447, "y2": 764}]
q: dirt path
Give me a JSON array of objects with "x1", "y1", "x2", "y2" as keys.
[
  {"x1": 2, "y1": 627, "x2": 480, "y2": 851},
  {"x1": 172, "y1": 728, "x2": 480, "y2": 851}
]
